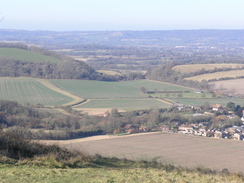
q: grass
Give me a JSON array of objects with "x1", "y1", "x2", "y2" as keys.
[
  {"x1": 174, "y1": 98, "x2": 244, "y2": 106},
  {"x1": 0, "y1": 78, "x2": 72, "y2": 106},
  {"x1": 75, "y1": 98, "x2": 170, "y2": 109},
  {"x1": 50, "y1": 79, "x2": 194, "y2": 99},
  {"x1": 185, "y1": 69, "x2": 244, "y2": 81},
  {"x1": 0, "y1": 48, "x2": 61, "y2": 64},
  {"x1": 2, "y1": 164, "x2": 244, "y2": 183},
  {"x1": 37, "y1": 79, "x2": 84, "y2": 106},
  {"x1": 1, "y1": 132, "x2": 244, "y2": 183},
  {"x1": 172, "y1": 63, "x2": 244, "y2": 73}
]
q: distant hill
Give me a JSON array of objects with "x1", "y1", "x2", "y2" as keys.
[
  {"x1": 0, "y1": 48, "x2": 61, "y2": 64},
  {"x1": 1, "y1": 29, "x2": 244, "y2": 47},
  {"x1": 0, "y1": 43, "x2": 121, "y2": 81}
]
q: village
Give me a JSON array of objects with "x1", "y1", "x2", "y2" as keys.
[{"x1": 122, "y1": 103, "x2": 244, "y2": 141}]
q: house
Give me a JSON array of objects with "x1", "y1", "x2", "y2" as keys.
[
  {"x1": 127, "y1": 128, "x2": 140, "y2": 134},
  {"x1": 178, "y1": 124, "x2": 193, "y2": 131},
  {"x1": 233, "y1": 133, "x2": 243, "y2": 140},
  {"x1": 160, "y1": 125, "x2": 171, "y2": 131},
  {"x1": 227, "y1": 126, "x2": 244, "y2": 135},
  {"x1": 124, "y1": 124, "x2": 138, "y2": 133},
  {"x1": 206, "y1": 131, "x2": 214, "y2": 137},
  {"x1": 214, "y1": 131, "x2": 223, "y2": 138},
  {"x1": 222, "y1": 131, "x2": 231, "y2": 139},
  {"x1": 139, "y1": 126, "x2": 148, "y2": 132},
  {"x1": 212, "y1": 104, "x2": 223, "y2": 111}
]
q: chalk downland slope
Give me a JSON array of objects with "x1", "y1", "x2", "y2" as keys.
[{"x1": 0, "y1": 48, "x2": 62, "y2": 63}]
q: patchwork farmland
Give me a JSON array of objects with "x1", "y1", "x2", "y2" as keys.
[
  {"x1": 0, "y1": 78, "x2": 73, "y2": 106},
  {"x1": 0, "y1": 77, "x2": 240, "y2": 110},
  {"x1": 50, "y1": 79, "x2": 195, "y2": 99}
]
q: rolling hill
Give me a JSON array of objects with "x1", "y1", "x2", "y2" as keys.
[{"x1": 0, "y1": 48, "x2": 61, "y2": 63}]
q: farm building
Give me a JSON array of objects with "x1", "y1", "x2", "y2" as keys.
[{"x1": 212, "y1": 104, "x2": 223, "y2": 111}]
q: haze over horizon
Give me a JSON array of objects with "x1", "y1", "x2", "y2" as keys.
[{"x1": 1, "y1": 0, "x2": 244, "y2": 31}]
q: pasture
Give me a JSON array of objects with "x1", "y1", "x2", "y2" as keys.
[
  {"x1": 0, "y1": 78, "x2": 72, "y2": 106},
  {"x1": 185, "y1": 69, "x2": 244, "y2": 81},
  {"x1": 75, "y1": 98, "x2": 170, "y2": 109},
  {"x1": 210, "y1": 78, "x2": 244, "y2": 95},
  {"x1": 64, "y1": 132, "x2": 244, "y2": 173},
  {"x1": 172, "y1": 63, "x2": 244, "y2": 73},
  {"x1": 50, "y1": 79, "x2": 194, "y2": 99},
  {"x1": 0, "y1": 48, "x2": 61, "y2": 63},
  {"x1": 174, "y1": 98, "x2": 244, "y2": 106}
]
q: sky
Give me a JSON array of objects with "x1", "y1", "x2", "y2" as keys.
[{"x1": 1, "y1": 0, "x2": 244, "y2": 31}]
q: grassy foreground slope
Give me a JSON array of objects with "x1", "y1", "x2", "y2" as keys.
[
  {"x1": 0, "y1": 48, "x2": 61, "y2": 63},
  {"x1": 1, "y1": 132, "x2": 243, "y2": 183},
  {"x1": 2, "y1": 164, "x2": 243, "y2": 183}
]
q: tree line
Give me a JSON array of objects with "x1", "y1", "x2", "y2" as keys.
[
  {"x1": 1, "y1": 99, "x2": 243, "y2": 140},
  {"x1": 0, "y1": 43, "x2": 123, "y2": 81},
  {"x1": 146, "y1": 62, "x2": 209, "y2": 90}
]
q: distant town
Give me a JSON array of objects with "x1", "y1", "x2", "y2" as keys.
[{"x1": 122, "y1": 103, "x2": 244, "y2": 141}]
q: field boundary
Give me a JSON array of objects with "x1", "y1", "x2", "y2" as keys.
[
  {"x1": 75, "y1": 97, "x2": 171, "y2": 107},
  {"x1": 146, "y1": 79, "x2": 196, "y2": 91},
  {"x1": 38, "y1": 132, "x2": 161, "y2": 145},
  {"x1": 36, "y1": 79, "x2": 85, "y2": 106},
  {"x1": 185, "y1": 70, "x2": 244, "y2": 82}
]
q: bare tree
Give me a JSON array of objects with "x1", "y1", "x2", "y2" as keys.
[{"x1": 140, "y1": 86, "x2": 147, "y2": 94}]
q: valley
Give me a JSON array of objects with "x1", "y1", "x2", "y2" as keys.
[{"x1": 2, "y1": 30, "x2": 244, "y2": 181}]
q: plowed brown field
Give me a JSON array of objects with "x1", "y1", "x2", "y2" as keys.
[{"x1": 61, "y1": 132, "x2": 244, "y2": 173}]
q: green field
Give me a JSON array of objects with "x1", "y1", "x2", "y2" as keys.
[
  {"x1": 0, "y1": 48, "x2": 61, "y2": 63},
  {"x1": 51, "y1": 79, "x2": 194, "y2": 99},
  {"x1": 75, "y1": 99, "x2": 170, "y2": 109},
  {"x1": 0, "y1": 78, "x2": 72, "y2": 106},
  {"x1": 174, "y1": 98, "x2": 244, "y2": 106}
]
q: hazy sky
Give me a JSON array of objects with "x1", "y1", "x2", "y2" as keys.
[{"x1": 1, "y1": 0, "x2": 244, "y2": 31}]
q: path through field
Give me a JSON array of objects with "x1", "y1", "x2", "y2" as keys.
[
  {"x1": 60, "y1": 132, "x2": 244, "y2": 173},
  {"x1": 36, "y1": 79, "x2": 85, "y2": 106}
]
